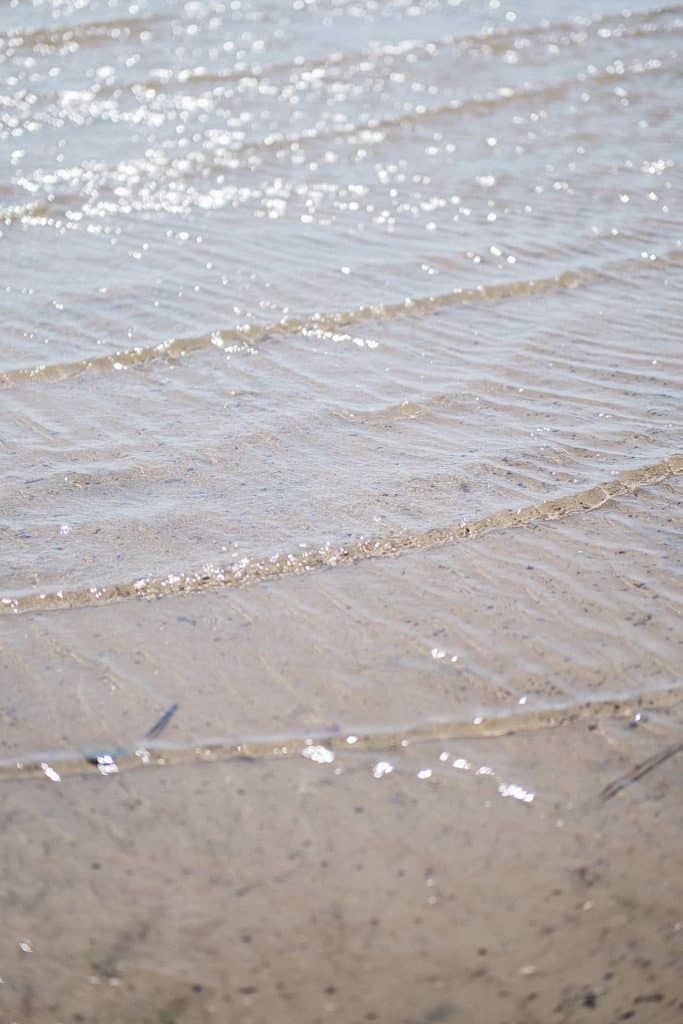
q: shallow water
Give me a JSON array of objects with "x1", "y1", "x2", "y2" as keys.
[
  {"x1": 2, "y1": 0, "x2": 682, "y2": 607},
  {"x1": 1, "y1": 1, "x2": 682, "y2": 1021}
]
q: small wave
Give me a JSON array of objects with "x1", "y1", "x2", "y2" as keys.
[
  {"x1": 2, "y1": 684, "x2": 681, "y2": 783},
  {"x1": 2, "y1": 454, "x2": 680, "y2": 616},
  {"x1": 0, "y1": 12, "x2": 167, "y2": 51},
  {"x1": 1, "y1": 248, "x2": 679, "y2": 388}
]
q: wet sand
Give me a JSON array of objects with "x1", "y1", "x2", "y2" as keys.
[
  {"x1": 2, "y1": 477, "x2": 682, "y2": 1023},
  {"x1": 1, "y1": 0, "x2": 682, "y2": 1020},
  {"x1": 2, "y1": 718, "x2": 683, "y2": 1024}
]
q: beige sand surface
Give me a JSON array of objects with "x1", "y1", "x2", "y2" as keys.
[
  {"x1": 1, "y1": 478, "x2": 681, "y2": 1023},
  {"x1": 1, "y1": 717, "x2": 682, "y2": 1024}
]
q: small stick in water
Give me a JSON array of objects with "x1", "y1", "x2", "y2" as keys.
[
  {"x1": 600, "y1": 740, "x2": 683, "y2": 801},
  {"x1": 144, "y1": 703, "x2": 179, "y2": 740}
]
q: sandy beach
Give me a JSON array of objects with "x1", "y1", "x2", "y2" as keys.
[{"x1": 1, "y1": 0, "x2": 682, "y2": 1020}]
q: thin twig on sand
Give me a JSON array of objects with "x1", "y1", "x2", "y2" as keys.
[
  {"x1": 600, "y1": 740, "x2": 683, "y2": 801},
  {"x1": 144, "y1": 702, "x2": 180, "y2": 740}
]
